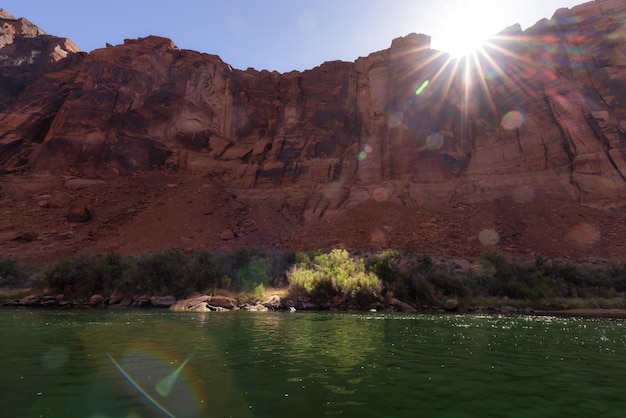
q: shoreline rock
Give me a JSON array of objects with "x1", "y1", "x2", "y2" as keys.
[{"x1": 2, "y1": 290, "x2": 626, "y2": 318}]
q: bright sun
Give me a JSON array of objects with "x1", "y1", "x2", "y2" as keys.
[{"x1": 432, "y1": 1, "x2": 501, "y2": 58}]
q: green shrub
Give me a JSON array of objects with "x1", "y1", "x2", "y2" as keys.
[
  {"x1": 94, "y1": 251, "x2": 131, "y2": 293},
  {"x1": 418, "y1": 254, "x2": 434, "y2": 272},
  {"x1": 40, "y1": 251, "x2": 131, "y2": 297},
  {"x1": 42, "y1": 255, "x2": 94, "y2": 295},
  {"x1": 124, "y1": 249, "x2": 191, "y2": 298},
  {"x1": 0, "y1": 257, "x2": 34, "y2": 288},
  {"x1": 0, "y1": 258, "x2": 18, "y2": 287},
  {"x1": 237, "y1": 258, "x2": 270, "y2": 292},
  {"x1": 288, "y1": 249, "x2": 381, "y2": 305},
  {"x1": 188, "y1": 250, "x2": 218, "y2": 292},
  {"x1": 535, "y1": 254, "x2": 545, "y2": 268},
  {"x1": 427, "y1": 271, "x2": 471, "y2": 298},
  {"x1": 289, "y1": 266, "x2": 317, "y2": 293},
  {"x1": 253, "y1": 283, "x2": 266, "y2": 300},
  {"x1": 368, "y1": 249, "x2": 402, "y2": 285},
  {"x1": 407, "y1": 276, "x2": 437, "y2": 307},
  {"x1": 22, "y1": 248, "x2": 626, "y2": 308},
  {"x1": 481, "y1": 251, "x2": 507, "y2": 270},
  {"x1": 212, "y1": 248, "x2": 293, "y2": 292}
]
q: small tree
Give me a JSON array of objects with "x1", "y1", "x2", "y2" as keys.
[{"x1": 288, "y1": 249, "x2": 381, "y2": 306}]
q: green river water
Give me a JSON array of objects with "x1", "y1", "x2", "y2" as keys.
[{"x1": 1, "y1": 309, "x2": 625, "y2": 417}]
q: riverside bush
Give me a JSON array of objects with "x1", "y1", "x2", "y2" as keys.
[
  {"x1": 14, "y1": 248, "x2": 626, "y2": 309},
  {"x1": 288, "y1": 249, "x2": 381, "y2": 305},
  {"x1": 124, "y1": 248, "x2": 214, "y2": 298},
  {"x1": 0, "y1": 257, "x2": 33, "y2": 288},
  {"x1": 43, "y1": 255, "x2": 101, "y2": 296},
  {"x1": 212, "y1": 248, "x2": 295, "y2": 292},
  {"x1": 367, "y1": 249, "x2": 409, "y2": 300},
  {"x1": 368, "y1": 249, "x2": 402, "y2": 286},
  {"x1": 37, "y1": 248, "x2": 299, "y2": 299}
]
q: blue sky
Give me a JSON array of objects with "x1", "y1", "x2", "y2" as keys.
[{"x1": 3, "y1": 0, "x2": 585, "y2": 72}]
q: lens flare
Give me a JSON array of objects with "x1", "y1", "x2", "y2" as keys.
[
  {"x1": 415, "y1": 80, "x2": 430, "y2": 95},
  {"x1": 372, "y1": 187, "x2": 389, "y2": 202},
  {"x1": 156, "y1": 357, "x2": 190, "y2": 397},
  {"x1": 358, "y1": 145, "x2": 373, "y2": 161},
  {"x1": 567, "y1": 223, "x2": 601, "y2": 247},
  {"x1": 426, "y1": 132, "x2": 445, "y2": 150},
  {"x1": 501, "y1": 111, "x2": 525, "y2": 130},
  {"x1": 388, "y1": 112, "x2": 403, "y2": 128},
  {"x1": 478, "y1": 228, "x2": 499, "y2": 247},
  {"x1": 370, "y1": 228, "x2": 388, "y2": 246},
  {"x1": 511, "y1": 185, "x2": 535, "y2": 204},
  {"x1": 108, "y1": 354, "x2": 177, "y2": 418}
]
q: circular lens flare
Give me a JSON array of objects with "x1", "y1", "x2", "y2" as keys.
[
  {"x1": 567, "y1": 223, "x2": 601, "y2": 247},
  {"x1": 426, "y1": 132, "x2": 445, "y2": 150},
  {"x1": 501, "y1": 111, "x2": 525, "y2": 130},
  {"x1": 478, "y1": 228, "x2": 499, "y2": 247}
]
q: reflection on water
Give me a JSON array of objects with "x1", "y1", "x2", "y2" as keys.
[{"x1": 1, "y1": 310, "x2": 625, "y2": 417}]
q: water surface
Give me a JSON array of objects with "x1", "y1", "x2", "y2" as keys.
[{"x1": 1, "y1": 309, "x2": 625, "y2": 417}]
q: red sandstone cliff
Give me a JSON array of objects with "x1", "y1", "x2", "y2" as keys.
[{"x1": 1, "y1": 1, "x2": 626, "y2": 260}]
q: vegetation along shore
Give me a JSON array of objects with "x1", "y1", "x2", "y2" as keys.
[{"x1": 2, "y1": 248, "x2": 626, "y2": 314}]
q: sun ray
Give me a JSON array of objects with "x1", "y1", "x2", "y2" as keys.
[
  {"x1": 471, "y1": 51, "x2": 498, "y2": 117},
  {"x1": 395, "y1": 0, "x2": 573, "y2": 156}
]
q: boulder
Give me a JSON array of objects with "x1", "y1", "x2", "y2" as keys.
[
  {"x1": 261, "y1": 294, "x2": 282, "y2": 310},
  {"x1": 443, "y1": 299, "x2": 460, "y2": 311},
  {"x1": 388, "y1": 297, "x2": 417, "y2": 312},
  {"x1": 245, "y1": 303, "x2": 269, "y2": 312},
  {"x1": 170, "y1": 294, "x2": 212, "y2": 312},
  {"x1": 108, "y1": 288, "x2": 126, "y2": 305},
  {"x1": 89, "y1": 294, "x2": 105, "y2": 306},
  {"x1": 66, "y1": 201, "x2": 91, "y2": 222},
  {"x1": 110, "y1": 297, "x2": 133, "y2": 309},
  {"x1": 170, "y1": 300, "x2": 206, "y2": 312},
  {"x1": 185, "y1": 293, "x2": 210, "y2": 302},
  {"x1": 9, "y1": 231, "x2": 38, "y2": 242},
  {"x1": 19, "y1": 294, "x2": 42, "y2": 306},
  {"x1": 150, "y1": 295, "x2": 177, "y2": 308},
  {"x1": 219, "y1": 229, "x2": 235, "y2": 240},
  {"x1": 0, "y1": 299, "x2": 20, "y2": 306},
  {"x1": 132, "y1": 294, "x2": 151, "y2": 307},
  {"x1": 206, "y1": 295, "x2": 236, "y2": 310},
  {"x1": 296, "y1": 301, "x2": 318, "y2": 310},
  {"x1": 169, "y1": 294, "x2": 237, "y2": 311}
]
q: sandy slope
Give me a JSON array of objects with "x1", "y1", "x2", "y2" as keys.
[{"x1": 1, "y1": 171, "x2": 626, "y2": 263}]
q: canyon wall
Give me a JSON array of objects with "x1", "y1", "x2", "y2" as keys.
[{"x1": 2, "y1": 1, "x2": 626, "y2": 222}]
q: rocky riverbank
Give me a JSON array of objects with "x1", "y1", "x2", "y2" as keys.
[
  {"x1": 0, "y1": 290, "x2": 534, "y2": 315},
  {"x1": 6, "y1": 290, "x2": 626, "y2": 318}
]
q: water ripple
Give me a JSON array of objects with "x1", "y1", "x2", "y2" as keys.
[{"x1": 1, "y1": 310, "x2": 626, "y2": 417}]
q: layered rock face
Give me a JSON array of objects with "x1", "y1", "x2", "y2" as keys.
[
  {"x1": 0, "y1": 9, "x2": 80, "y2": 170},
  {"x1": 1, "y1": 1, "x2": 626, "y2": 225}
]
